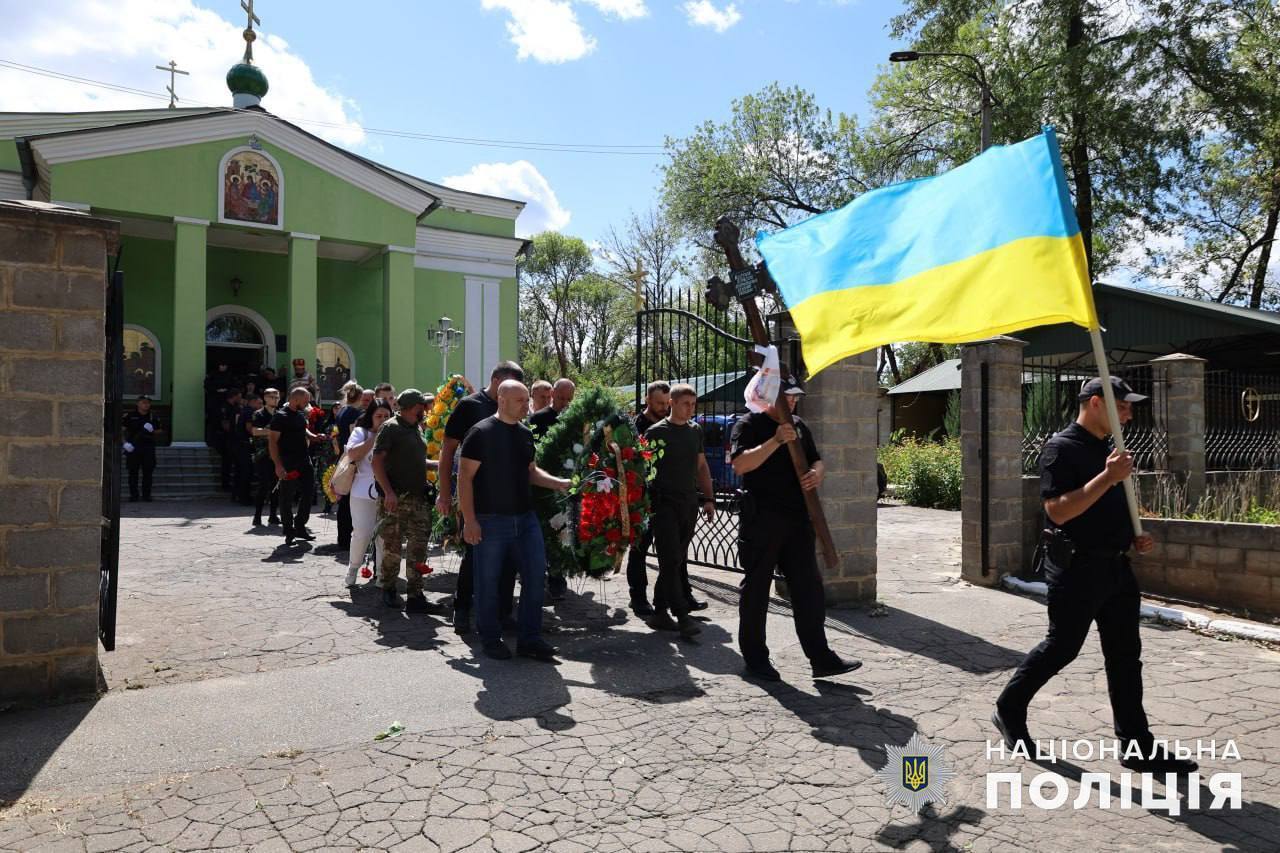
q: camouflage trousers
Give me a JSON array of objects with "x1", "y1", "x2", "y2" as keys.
[{"x1": 378, "y1": 493, "x2": 432, "y2": 594}]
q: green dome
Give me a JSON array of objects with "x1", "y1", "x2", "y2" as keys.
[{"x1": 226, "y1": 62, "x2": 268, "y2": 100}]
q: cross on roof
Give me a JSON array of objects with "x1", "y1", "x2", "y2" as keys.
[
  {"x1": 153, "y1": 59, "x2": 189, "y2": 109},
  {"x1": 240, "y1": 0, "x2": 261, "y2": 63}
]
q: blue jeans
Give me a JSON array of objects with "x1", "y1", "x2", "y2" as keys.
[{"x1": 473, "y1": 511, "x2": 546, "y2": 645}]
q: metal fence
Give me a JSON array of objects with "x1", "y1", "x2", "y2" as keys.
[
  {"x1": 1205, "y1": 370, "x2": 1280, "y2": 470},
  {"x1": 1021, "y1": 359, "x2": 1168, "y2": 474}
]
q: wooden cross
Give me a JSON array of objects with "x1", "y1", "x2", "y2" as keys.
[
  {"x1": 713, "y1": 217, "x2": 840, "y2": 569},
  {"x1": 626, "y1": 261, "x2": 647, "y2": 312},
  {"x1": 241, "y1": 0, "x2": 261, "y2": 63},
  {"x1": 154, "y1": 59, "x2": 189, "y2": 109}
]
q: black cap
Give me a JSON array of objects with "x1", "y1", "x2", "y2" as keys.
[
  {"x1": 1078, "y1": 376, "x2": 1147, "y2": 403},
  {"x1": 780, "y1": 374, "x2": 806, "y2": 396}
]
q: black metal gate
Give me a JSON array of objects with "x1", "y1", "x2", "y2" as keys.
[
  {"x1": 99, "y1": 262, "x2": 123, "y2": 651},
  {"x1": 634, "y1": 287, "x2": 797, "y2": 571}
]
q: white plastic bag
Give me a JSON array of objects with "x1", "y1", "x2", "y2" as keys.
[{"x1": 744, "y1": 344, "x2": 781, "y2": 413}]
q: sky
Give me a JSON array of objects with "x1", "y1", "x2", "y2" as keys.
[{"x1": 0, "y1": 0, "x2": 907, "y2": 243}]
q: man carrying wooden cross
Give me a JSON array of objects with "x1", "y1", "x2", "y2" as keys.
[{"x1": 730, "y1": 374, "x2": 863, "y2": 683}]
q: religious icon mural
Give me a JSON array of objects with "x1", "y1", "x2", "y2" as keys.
[
  {"x1": 222, "y1": 149, "x2": 280, "y2": 226},
  {"x1": 122, "y1": 328, "x2": 158, "y2": 398}
]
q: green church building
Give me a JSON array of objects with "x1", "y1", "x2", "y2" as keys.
[{"x1": 0, "y1": 24, "x2": 525, "y2": 444}]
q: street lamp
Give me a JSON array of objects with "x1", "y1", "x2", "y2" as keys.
[
  {"x1": 429, "y1": 316, "x2": 463, "y2": 383},
  {"x1": 890, "y1": 50, "x2": 994, "y2": 152}
]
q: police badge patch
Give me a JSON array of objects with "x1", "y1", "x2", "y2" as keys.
[{"x1": 876, "y1": 733, "x2": 955, "y2": 813}]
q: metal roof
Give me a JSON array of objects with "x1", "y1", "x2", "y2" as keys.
[
  {"x1": 613, "y1": 370, "x2": 748, "y2": 402},
  {"x1": 886, "y1": 359, "x2": 962, "y2": 395}
]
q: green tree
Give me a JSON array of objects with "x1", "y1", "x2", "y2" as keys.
[
  {"x1": 879, "y1": 0, "x2": 1185, "y2": 277},
  {"x1": 661, "y1": 84, "x2": 870, "y2": 240},
  {"x1": 1143, "y1": 0, "x2": 1279, "y2": 308},
  {"x1": 519, "y1": 232, "x2": 595, "y2": 377}
]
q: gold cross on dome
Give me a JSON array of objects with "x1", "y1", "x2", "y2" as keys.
[{"x1": 240, "y1": 0, "x2": 261, "y2": 63}]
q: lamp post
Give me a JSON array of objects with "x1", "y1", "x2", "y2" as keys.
[
  {"x1": 889, "y1": 50, "x2": 994, "y2": 152},
  {"x1": 429, "y1": 317, "x2": 463, "y2": 383}
]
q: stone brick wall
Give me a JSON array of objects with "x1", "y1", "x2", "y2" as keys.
[
  {"x1": 960, "y1": 337, "x2": 1026, "y2": 586},
  {"x1": 1133, "y1": 520, "x2": 1279, "y2": 617},
  {"x1": 804, "y1": 349, "x2": 878, "y2": 605},
  {"x1": 0, "y1": 201, "x2": 116, "y2": 705}
]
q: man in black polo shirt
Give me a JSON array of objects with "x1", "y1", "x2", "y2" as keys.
[
  {"x1": 459, "y1": 380, "x2": 571, "y2": 660},
  {"x1": 251, "y1": 388, "x2": 281, "y2": 526},
  {"x1": 269, "y1": 387, "x2": 320, "y2": 546},
  {"x1": 371, "y1": 389, "x2": 443, "y2": 614},
  {"x1": 643, "y1": 383, "x2": 715, "y2": 640},
  {"x1": 993, "y1": 376, "x2": 1197, "y2": 775},
  {"x1": 232, "y1": 393, "x2": 257, "y2": 505},
  {"x1": 437, "y1": 361, "x2": 524, "y2": 632},
  {"x1": 730, "y1": 375, "x2": 862, "y2": 683},
  {"x1": 625, "y1": 381, "x2": 669, "y2": 615}
]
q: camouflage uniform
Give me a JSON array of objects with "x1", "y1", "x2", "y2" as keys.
[{"x1": 378, "y1": 492, "x2": 432, "y2": 594}]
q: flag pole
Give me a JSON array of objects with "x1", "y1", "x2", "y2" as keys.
[{"x1": 1087, "y1": 326, "x2": 1144, "y2": 537}]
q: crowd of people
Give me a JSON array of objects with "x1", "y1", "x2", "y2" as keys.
[
  {"x1": 136, "y1": 356, "x2": 860, "y2": 671},
  {"x1": 123, "y1": 360, "x2": 1204, "y2": 770}
]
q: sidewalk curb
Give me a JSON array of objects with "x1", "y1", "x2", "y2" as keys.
[{"x1": 1000, "y1": 575, "x2": 1280, "y2": 645}]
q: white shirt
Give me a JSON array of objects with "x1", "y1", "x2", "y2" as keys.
[{"x1": 346, "y1": 426, "x2": 378, "y2": 500}]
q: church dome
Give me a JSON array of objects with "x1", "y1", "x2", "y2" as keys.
[{"x1": 227, "y1": 62, "x2": 269, "y2": 108}]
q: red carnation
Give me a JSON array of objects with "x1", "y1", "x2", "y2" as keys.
[
  {"x1": 621, "y1": 447, "x2": 635, "y2": 461},
  {"x1": 605, "y1": 528, "x2": 622, "y2": 543},
  {"x1": 414, "y1": 561, "x2": 433, "y2": 575},
  {"x1": 589, "y1": 453, "x2": 600, "y2": 467}
]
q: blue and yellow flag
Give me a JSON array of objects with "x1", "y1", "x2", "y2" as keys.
[{"x1": 756, "y1": 128, "x2": 1097, "y2": 376}]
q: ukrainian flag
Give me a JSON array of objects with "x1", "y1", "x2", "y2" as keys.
[{"x1": 756, "y1": 128, "x2": 1098, "y2": 376}]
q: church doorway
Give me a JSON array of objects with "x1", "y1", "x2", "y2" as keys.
[{"x1": 205, "y1": 307, "x2": 276, "y2": 380}]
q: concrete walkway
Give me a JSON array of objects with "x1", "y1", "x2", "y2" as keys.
[{"x1": 0, "y1": 502, "x2": 1276, "y2": 852}]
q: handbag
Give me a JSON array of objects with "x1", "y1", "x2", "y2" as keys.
[{"x1": 330, "y1": 452, "x2": 357, "y2": 496}]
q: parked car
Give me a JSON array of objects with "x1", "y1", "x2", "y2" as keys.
[{"x1": 695, "y1": 413, "x2": 743, "y2": 494}]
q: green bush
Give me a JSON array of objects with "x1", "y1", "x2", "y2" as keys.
[{"x1": 877, "y1": 434, "x2": 963, "y2": 510}]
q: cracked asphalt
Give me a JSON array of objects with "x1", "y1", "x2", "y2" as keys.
[{"x1": 0, "y1": 501, "x2": 1276, "y2": 852}]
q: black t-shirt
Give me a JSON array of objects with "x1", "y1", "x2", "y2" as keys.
[
  {"x1": 730, "y1": 413, "x2": 821, "y2": 517},
  {"x1": 445, "y1": 390, "x2": 497, "y2": 442},
  {"x1": 218, "y1": 401, "x2": 240, "y2": 433},
  {"x1": 460, "y1": 416, "x2": 535, "y2": 515},
  {"x1": 252, "y1": 407, "x2": 274, "y2": 450},
  {"x1": 634, "y1": 410, "x2": 659, "y2": 437},
  {"x1": 336, "y1": 405, "x2": 362, "y2": 448},
  {"x1": 1039, "y1": 422, "x2": 1132, "y2": 551},
  {"x1": 269, "y1": 406, "x2": 311, "y2": 471},
  {"x1": 232, "y1": 405, "x2": 255, "y2": 445},
  {"x1": 644, "y1": 418, "x2": 705, "y2": 498},
  {"x1": 529, "y1": 406, "x2": 559, "y2": 440}
]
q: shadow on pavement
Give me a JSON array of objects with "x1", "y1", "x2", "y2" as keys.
[
  {"x1": 327, "y1": 580, "x2": 446, "y2": 653},
  {"x1": 874, "y1": 804, "x2": 988, "y2": 853},
  {"x1": 443, "y1": 582, "x2": 746, "y2": 730},
  {"x1": 825, "y1": 607, "x2": 1025, "y2": 675},
  {"x1": 0, "y1": 694, "x2": 97, "y2": 804},
  {"x1": 1043, "y1": 757, "x2": 1280, "y2": 849}
]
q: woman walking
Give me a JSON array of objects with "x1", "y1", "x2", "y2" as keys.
[{"x1": 344, "y1": 400, "x2": 393, "y2": 587}]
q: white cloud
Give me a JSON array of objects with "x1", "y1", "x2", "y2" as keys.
[
  {"x1": 480, "y1": 0, "x2": 597, "y2": 63},
  {"x1": 0, "y1": 0, "x2": 365, "y2": 148},
  {"x1": 683, "y1": 0, "x2": 742, "y2": 32},
  {"x1": 442, "y1": 161, "x2": 571, "y2": 237},
  {"x1": 580, "y1": 0, "x2": 649, "y2": 18},
  {"x1": 480, "y1": 0, "x2": 648, "y2": 63}
]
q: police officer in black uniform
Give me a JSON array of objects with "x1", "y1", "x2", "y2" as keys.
[
  {"x1": 992, "y1": 376, "x2": 1198, "y2": 775},
  {"x1": 123, "y1": 395, "x2": 161, "y2": 501},
  {"x1": 730, "y1": 375, "x2": 861, "y2": 682}
]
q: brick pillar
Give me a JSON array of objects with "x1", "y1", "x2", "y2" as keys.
[
  {"x1": 804, "y1": 349, "x2": 878, "y2": 605},
  {"x1": 0, "y1": 201, "x2": 116, "y2": 704},
  {"x1": 961, "y1": 336, "x2": 1026, "y2": 586},
  {"x1": 1151, "y1": 353, "x2": 1206, "y2": 502}
]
